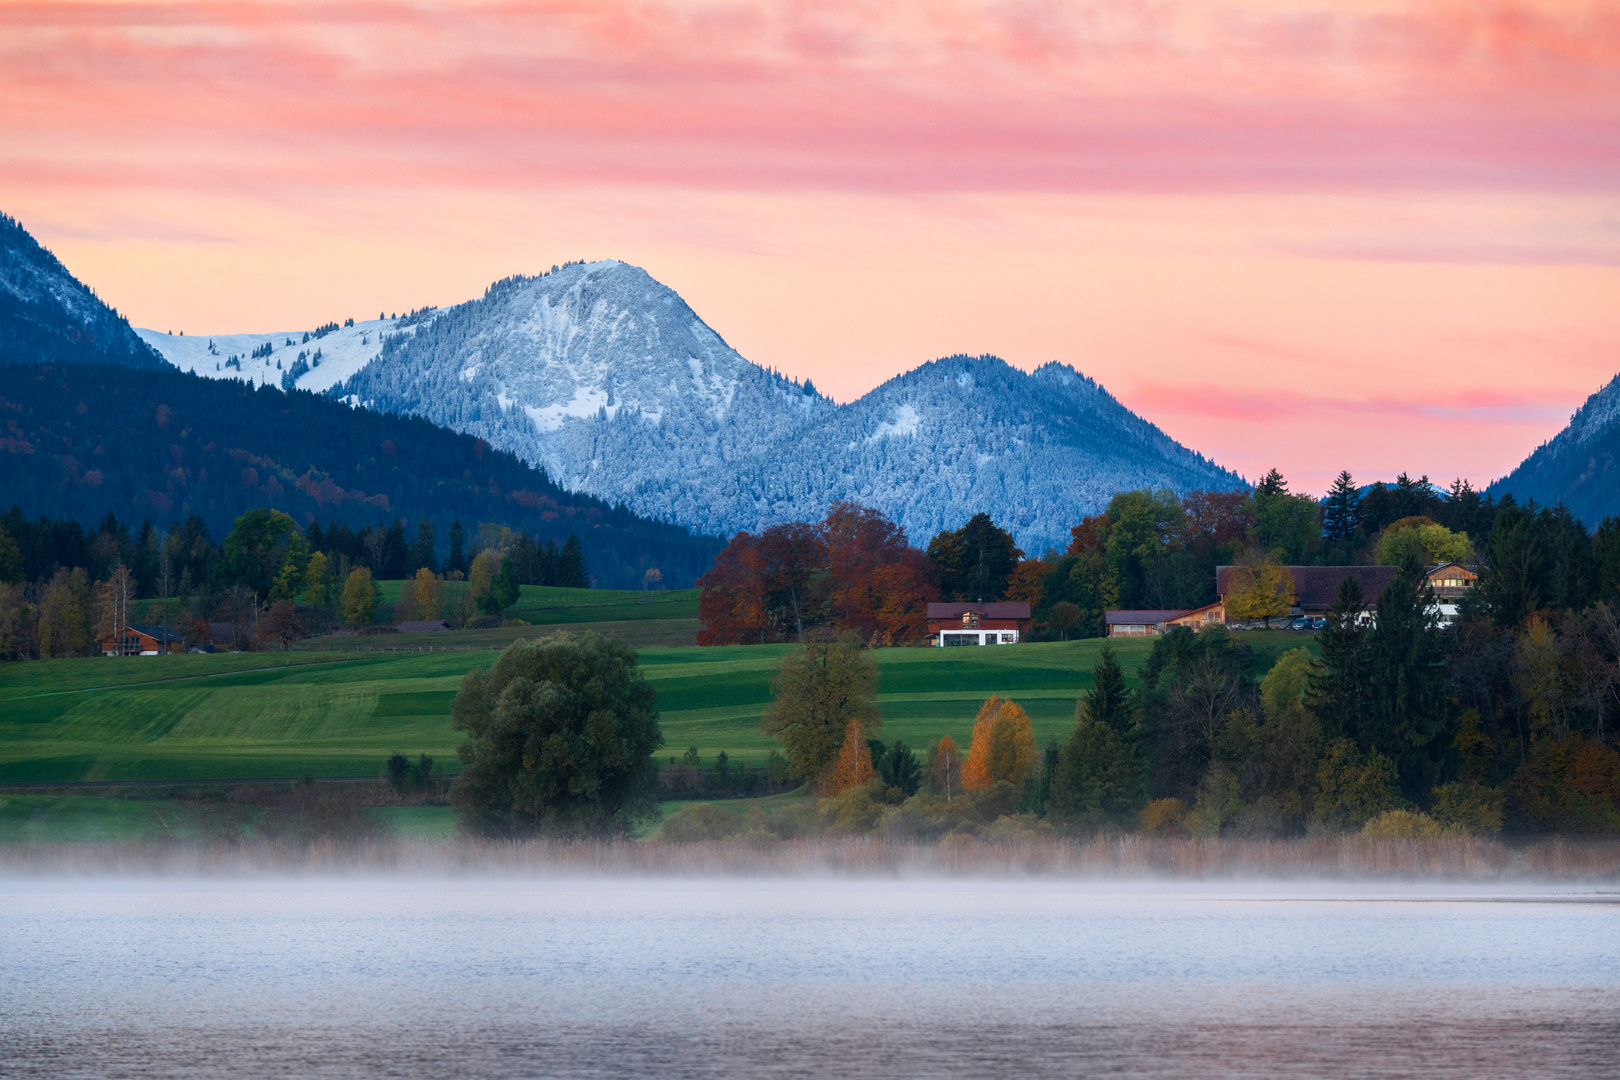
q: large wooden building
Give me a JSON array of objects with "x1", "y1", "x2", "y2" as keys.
[
  {"x1": 97, "y1": 624, "x2": 184, "y2": 656},
  {"x1": 927, "y1": 602, "x2": 1031, "y2": 647}
]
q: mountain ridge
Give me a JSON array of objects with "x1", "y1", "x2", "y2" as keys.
[
  {"x1": 1489, "y1": 372, "x2": 1620, "y2": 527},
  {"x1": 0, "y1": 213, "x2": 165, "y2": 370},
  {"x1": 304, "y1": 261, "x2": 1246, "y2": 552}
]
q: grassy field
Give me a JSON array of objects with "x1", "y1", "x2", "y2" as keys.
[{"x1": 0, "y1": 631, "x2": 1318, "y2": 786}]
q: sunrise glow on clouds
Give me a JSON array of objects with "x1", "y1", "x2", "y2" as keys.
[{"x1": 4, "y1": 0, "x2": 1619, "y2": 492}]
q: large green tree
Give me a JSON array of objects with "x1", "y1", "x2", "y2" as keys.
[
  {"x1": 450, "y1": 631, "x2": 664, "y2": 835},
  {"x1": 761, "y1": 632, "x2": 880, "y2": 786},
  {"x1": 219, "y1": 508, "x2": 307, "y2": 599},
  {"x1": 927, "y1": 513, "x2": 1022, "y2": 601}
]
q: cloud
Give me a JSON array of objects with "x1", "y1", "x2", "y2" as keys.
[
  {"x1": 3, "y1": 0, "x2": 1618, "y2": 197},
  {"x1": 1124, "y1": 382, "x2": 1574, "y2": 428}
]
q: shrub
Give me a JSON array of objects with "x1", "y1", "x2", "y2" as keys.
[
  {"x1": 1140, "y1": 797, "x2": 1187, "y2": 835},
  {"x1": 1361, "y1": 809, "x2": 1443, "y2": 840}
]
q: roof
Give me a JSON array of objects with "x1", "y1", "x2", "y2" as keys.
[
  {"x1": 1216, "y1": 565, "x2": 1400, "y2": 609},
  {"x1": 396, "y1": 620, "x2": 448, "y2": 633},
  {"x1": 101, "y1": 624, "x2": 183, "y2": 642},
  {"x1": 926, "y1": 602, "x2": 1032, "y2": 620},
  {"x1": 1104, "y1": 610, "x2": 1189, "y2": 625}
]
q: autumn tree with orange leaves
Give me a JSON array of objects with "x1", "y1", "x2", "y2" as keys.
[
  {"x1": 827, "y1": 718, "x2": 876, "y2": 794},
  {"x1": 962, "y1": 696, "x2": 1038, "y2": 789}
]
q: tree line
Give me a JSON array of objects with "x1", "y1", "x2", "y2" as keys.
[
  {"x1": 698, "y1": 469, "x2": 1620, "y2": 645},
  {"x1": 0, "y1": 362, "x2": 721, "y2": 589},
  {"x1": 0, "y1": 504, "x2": 591, "y2": 658}
]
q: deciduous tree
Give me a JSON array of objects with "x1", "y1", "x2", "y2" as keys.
[
  {"x1": 450, "y1": 631, "x2": 663, "y2": 835},
  {"x1": 340, "y1": 566, "x2": 378, "y2": 629},
  {"x1": 827, "y1": 718, "x2": 877, "y2": 794},
  {"x1": 761, "y1": 632, "x2": 880, "y2": 785}
]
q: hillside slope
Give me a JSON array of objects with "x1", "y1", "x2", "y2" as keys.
[
  {"x1": 0, "y1": 363, "x2": 722, "y2": 588},
  {"x1": 1489, "y1": 372, "x2": 1620, "y2": 527},
  {"x1": 0, "y1": 214, "x2": 164, "y2": 369}
]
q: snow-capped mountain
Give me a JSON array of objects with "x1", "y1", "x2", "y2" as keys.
[
  {"x1": 1, "y1": 213, "x2": 164, "y2": 369},
  {"x1": 1489, "y1": 372, "x2": 1620, "y2": 527},
  {"x1": 142, "y1": 259, "x2": 1246, "y2": 551}
]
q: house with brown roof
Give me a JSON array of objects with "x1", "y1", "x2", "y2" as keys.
[
  {"x1": 927, "y1": 602, "x2": 1031, "y2": 647},
  {"x1": 97, "y1": 624, "x2": 184, "y2": 656},
  {"x1": 1213, "y1": 564, "x2": 1403, "y2": 626}
]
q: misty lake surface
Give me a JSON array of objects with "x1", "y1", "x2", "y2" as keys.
[{"x1": 2, "y1": 877, "x2": 1618, "y2": 1079}]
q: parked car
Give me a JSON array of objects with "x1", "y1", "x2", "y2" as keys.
[
  {"x1": 1288, "y1": 617, "x2": 1312, "y2": 631},
  {"x1": 1312, "y1": 618, "x2": 1328, "y2": 630}
]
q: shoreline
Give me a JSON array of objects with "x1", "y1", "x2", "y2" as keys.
[{"x1": 3, "y1": 834, "x2": 1618, "y2": 881}]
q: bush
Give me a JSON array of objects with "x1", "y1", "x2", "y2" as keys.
[
  {"x1": 655, "y1": 803, "x2": 740, "y2": 842},
  {"x1": 1361, "y1": 809, "x2": 1443, "y2": 840},
  {"x1": 1140, "y1": 797, "x2": 1187, "y2": 835}
]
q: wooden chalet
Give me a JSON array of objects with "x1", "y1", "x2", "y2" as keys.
[
  {"x1": 98, "y1": 624, "x2": 184, "y2": 656},
  {"x1": 927, "y1": 602, "x2": 1031, "y2": 647}
]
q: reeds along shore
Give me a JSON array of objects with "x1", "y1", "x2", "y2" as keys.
[{"x1": 3, "y1": 835, "x2": 1619, "y2": 879}]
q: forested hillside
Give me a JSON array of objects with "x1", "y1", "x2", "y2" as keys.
[
  {"x1": 0, "y1": 213, "x2": 164, "y2": 370},
  {"x1": 0, "y1": 363, "x2": 722, "y2": 588},
  {"x1": 1489, "y1": 372, "x2": 1620, "y2": 528}
]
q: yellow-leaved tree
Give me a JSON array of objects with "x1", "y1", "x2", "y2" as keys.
[
  {"x1": 987, "y1": 700, "x2": 1037, "y2": 786},
  {"x1": 1224, "y1": 551, "x2": 1294, "y2": 626}
]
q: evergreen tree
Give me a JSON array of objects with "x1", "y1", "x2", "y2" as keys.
[
  {"x1": 1308, "y1": 576, "x2": 1371, "y2": 743},
  {"x1": 409, "y1": 520, "x2": 438, "y2": 574},
  {"x1": 1480, "y1": 503, "x2": 1544, "y2": 628},
  {"x1": 1322, "y1": 471, "x2": 1361, "y2": 541},
  {"x1": 1255, "y1": 468, "x2": 1288, "y2": 496},
  {"x1": 1048, "y1": 647, "x2": 1139, "y2": 825},
  {"x1": 1365, "y1": 553, "x2": 1449, "y2": 799},
  {"x1": 557, "y1": 533, "x2": 589, "y2": 588},
  {"x1": 1084, "y1": 646, "x2": 1130, "y2": 733},
  {"x1": 448, "y1": 520, "x2": 467, "y2": 576}
]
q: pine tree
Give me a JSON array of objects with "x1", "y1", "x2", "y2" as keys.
[
  {"x1": 447, "y1": 520, "x2": 467, "y2": 576},
  {"x1": 1083, "y1": 646, "x2": 1129, "y2": 732},
  {"x1": 1323, "y1": 471, "x2": 1361, "y2": 540},
  {"x1": 1365, "y1": 554, "x2": 1448, "y2": 798},
  {"x1": 1256, "y1": 468, "x2": 1288, "y2": 496},
  {"x1": 558, "y1": 533, "x2": 589, "y2": 588},
  {"x1": 1308, "y1": 576, "x2": 1371, "y2": 743}
]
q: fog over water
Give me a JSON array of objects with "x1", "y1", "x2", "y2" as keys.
[{"x1": 3, "y1": 877, "x2": 1617, "y2": 1078}]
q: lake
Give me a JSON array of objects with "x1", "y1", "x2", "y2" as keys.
[{"x1": 2, "y1": 877, "x2": 1617, "y2": 1078}]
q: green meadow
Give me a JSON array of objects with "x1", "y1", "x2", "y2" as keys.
[{"x1": 0, "y1": 631, "x2": 1316, "y2": 785}]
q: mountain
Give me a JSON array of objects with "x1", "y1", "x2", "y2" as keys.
[
  {"x1": 236, "y1": 261, "x2": 1241, "y2": 552},
  {"x1": 0, "y1": 363, "x2": 722, "y2": 588},
  {"x1": 1489, "y1": 372, "x2": 1620, "y2": 528},
  {"x1": 0, "y1": 213, "x2": 165, "y2": 369}
]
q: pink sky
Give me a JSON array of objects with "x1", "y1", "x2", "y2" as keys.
[{"x1": 5, "y1": 0, "x2": 1619, "y2": 493}]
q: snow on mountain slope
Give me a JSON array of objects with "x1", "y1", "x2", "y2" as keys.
[
  {"x1": 737, "y1": 355, "x2": 1244, "y2": 549},
  {"x1": 330, "y1": 260, "x2": 1246, "y2": 552},
  {"x1": 137, "y1": 316, "x2": 415, "y2": 393},
  {"x1": 337, "y1": 260, "x2": 833, "y2": 509},
  {"x1": 1489, "y1": 371, "x2": 1620, "y2": 528}
]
